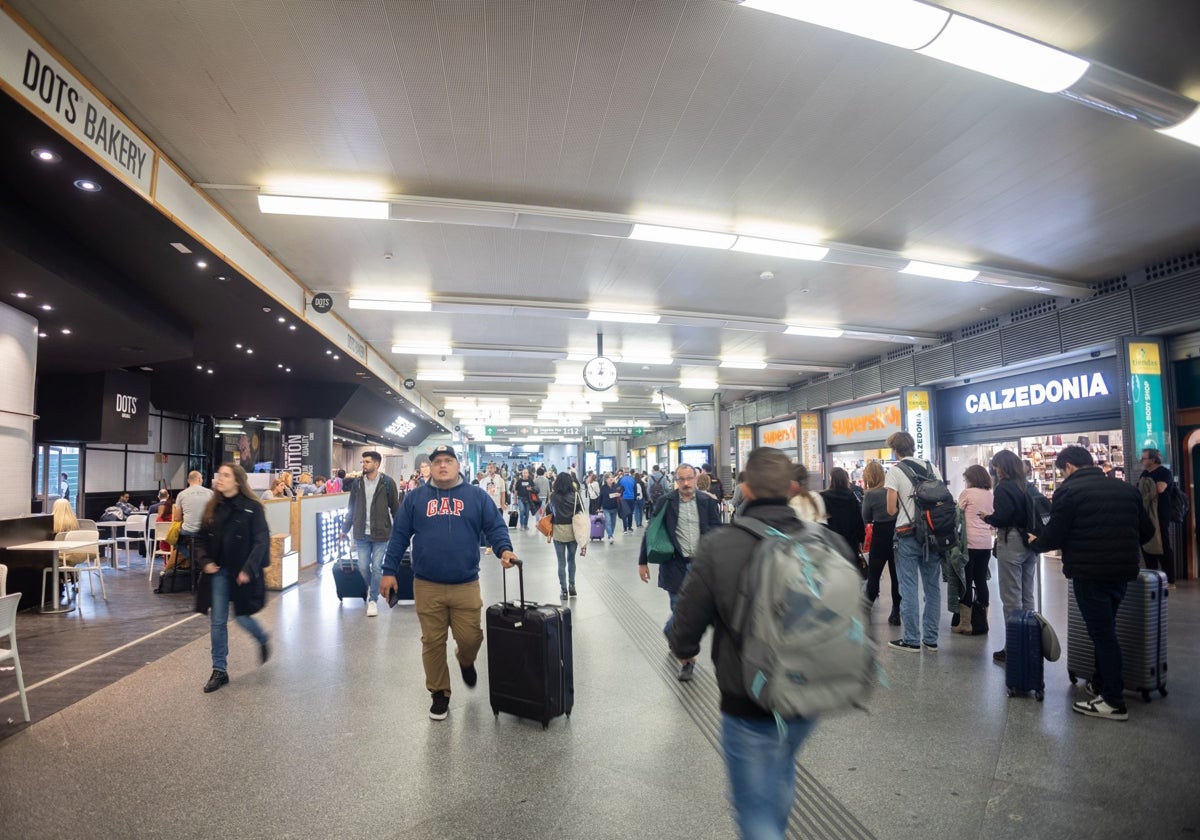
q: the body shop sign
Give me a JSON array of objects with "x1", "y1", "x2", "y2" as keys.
[
  {"x1": 1126, "y1": 338, "x2": 1168, "y2": 459},
  {"x1": 902, "y1": 388, "x2": 935, "y2": 462},
  {"x1": 0, "y1": 9, "x2": 154, "y2": 197},
  {"x1": 756, "y1": 417, "x2": 797, "y2": 450},
  {"x1": 824, "y1": 398, "x2": 902, "y2": 446}
]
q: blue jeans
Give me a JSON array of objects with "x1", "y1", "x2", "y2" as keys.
[
  {"x1": 633, "y1": 500, "x2": 645, "y2": 527},
  {"x1": 553, "y1": 539, "x2": 577, "y2": 592},
  {"x1": 662, "y1": 564, "x2": 691, "y2": 634},
  {"x1": 895, "y1": 534, "x2": 942, "y2": 646},
  {"x1": 210, "y1": 568, "x2": 267, "y2": 672},
  {"x1": 722, "y1": 713, "x2": 817, "y2": 840},
  {"x1": 355, "y1": 539, "x2": 388, "y2": 601},
  {"x1": 519, "y1": 499, "x2": 535, "y2": 529},
  {"x1": 619, "y1": 499, "x2": 633, "y2": 531},
  {"x1": 603, "y1": 509, "x2": 617, "y2": 539},
  {"x1": 1072, "y1": 579, "x2": 1128, "y2": 707}
]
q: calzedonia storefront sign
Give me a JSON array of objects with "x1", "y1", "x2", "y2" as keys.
[{"x1": 938, "y1": 357, "x2": 1121, "y2": 435}]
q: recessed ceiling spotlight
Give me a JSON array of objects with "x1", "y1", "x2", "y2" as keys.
[
  {"x1": 325, "y1": 349, "x2": 332, "y2": 355},
  {"x1": 139, "y1": 366, "x2": 154, "y2": 371},
  {"x1": 246, "y1": 348, "x2": 254, "y2": 354},
  {"x1": 332, "y1": 354, "x2": 340, "y2": 360},
  {"x1": 40, "y1": 303, "x2": 52, "y2": 311},
  {"x1": 207, "y1": 368, "x2": 214, "y2": 374},
  {"x1": 14, "y1": 291, "x2": 29, "y2": 299},
  {"x1": 285, "y1": 367, "x2": 291, "y2": 373},
  {"x1": 277, "y1": 364, "x2": 284, "y2": 369},
  {"x1": 38, "y1": 332, "x2": 47, "y2": 338},
  {"x1": 196, "y1": 365, "x2": 203, "y2": 370},
  {"x1": 73, "y1": 179, "x2": 101, "y2": 192},
  {"x1": 196, "y1": 260, "x2": 208, "y2": 269},
  {"x1": 31, "y1": 148, "x2": 61, "y2": 163},
  {"x1": 288, "y1": 324, "x2": 296, "y2": 331},
  {"x1": 216, "y1": 275, "x2": 229, "y2": 281},
  {"x1": 277, "y1": 316, "x2": 286, "y2": 323},
  {"x1": 262, "y1": 306, "x2": 271, "y2": 313},
  {"x1": 235, "y1": 343, "x2": 243, "y2": 349},
  {"x1": 61, "y1": 327, "x2": 72, "y2": 335}
]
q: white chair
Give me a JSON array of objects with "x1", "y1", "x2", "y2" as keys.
[
  {"x1": 0, "y1": 592, "x2": 29, "y2": 721},
  {"x1": 148, "y1": 521, "x2": 174, "y2": 583},
  {"x1": 117, "y1": 515, "x2": 148, "y2": 569},
  {"x1": 64, "y1": 529, "x2": 106, "y2": 601},
  {"x1": 0, "y1": 563, "x2": 7, "y2": 597}
]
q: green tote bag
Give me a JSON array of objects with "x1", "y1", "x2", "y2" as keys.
[{"x1": 645, "y1": 502, "x2": 675, "y2": 564}]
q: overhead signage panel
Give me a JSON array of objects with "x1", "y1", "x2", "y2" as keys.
[
  {"x1": 938, "y1": 357, "x2": 1121, "y2": 434},
  {"x1": 0, "y1": 9, "x2": 154, "y2": 197},
  {"x1": 824, "y1": 398, "x2": 902, "y2": 446}
]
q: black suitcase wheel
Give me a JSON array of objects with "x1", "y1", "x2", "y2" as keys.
[
  {"x1": 1159, "y1": 686, "x2": 1168, "y2": 698},
  {"x1": 491, "y1": 706, "x2": 499, "y2": 717},
  {"x1": 542, "y1": 720, "x2": 549, "y2": 730},
  {"x1": 1006, "y1": 688, "x2": 1016, "y2": 697},
  {"x1": 1035, "y1": 690, "x2": 1044, "y2": 702},
  {"x1": 1141, "y1": 690, "x2": 1152, "y2": 703},
  {"x1": 1068, "y1": 671, "x2": 1077, "y2": 684}
]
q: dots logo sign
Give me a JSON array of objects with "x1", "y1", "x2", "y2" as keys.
[{"x1": 115, "y1": 394, "x2": 138, "y2": 419}]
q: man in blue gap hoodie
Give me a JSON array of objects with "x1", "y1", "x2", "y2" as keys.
[{"x1": 381, "y1": 444, "x2": 518, "y2": 721}]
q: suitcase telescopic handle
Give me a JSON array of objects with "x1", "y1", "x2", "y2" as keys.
[{"x1": 502, "y1": 558, "x2": 525, "y2": 606}]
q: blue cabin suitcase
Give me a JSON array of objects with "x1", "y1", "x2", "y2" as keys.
[
  {"x1": 1005, "y1": 610, "x2": 1045, "y2": 700},
  {"x1": 486, "y1": 560, "x2": 574, "y2": 729}
]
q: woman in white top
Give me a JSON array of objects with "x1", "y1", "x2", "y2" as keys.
[
  {"x1": 955, "y1": 464, "x2": 994, "y2": 635},
  {"x1": 788, "y1": 463, "x2": 827, "y2": 524}
]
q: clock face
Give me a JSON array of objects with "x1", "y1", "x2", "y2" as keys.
[{"x1": 583, "y1": 356, "x2": 617, "y2": 391}]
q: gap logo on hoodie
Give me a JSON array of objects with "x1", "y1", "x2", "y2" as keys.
[{"x1": 426, "y1": 497, "x2": 465, "y2": 517}]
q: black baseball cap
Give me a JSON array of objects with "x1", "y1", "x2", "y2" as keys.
[{"x1": 429, "y1": 444, "x2": 457, "y2": 460}]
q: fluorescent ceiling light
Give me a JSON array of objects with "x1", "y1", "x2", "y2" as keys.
[
  {"x1": 637, "y1": 357, "x2": 675, "y2": 366},
  {"x1": 258, "y1": 194, "x2": 389, "y2": 220},
  {"x1": 417, "y1": 371, "x2": 465, "y2": 382},
  {"x1": 350, "y1": 298, "x2": 432, "y2": 312},
  {"x1": 720, "y1": 359, "x2": 768, "y2": 369},
  {"x1": 785, "y1": 324, "x2": 845, "y2": 338},
  {"x1": 1158, "y1": 106, "x2": 1200, "y2": 147},
  {"x1": 679, "y1": 378, "x2": 719, "y2": 390},
  {"x1": 587, "y1": 310, "x2": 660, "y2": 325},
  {"x1": 900, "y1": 260, "x2": 980, "y2": 282},
  {"x1": 391, "y1": 344, "x2": 453, "y2": 355},
  {"x1": 731, "y1": 236, "x2": 829, "y2": 261},
  {"x1": 739, "y1": 0, "x2": 950, "y2": 50},
  {"x1": 917, "y1": 15, "x2": 1089, "y2": 93},
  {"x1": 628, "y1": 224, "x2": 736, "y2": 250}
]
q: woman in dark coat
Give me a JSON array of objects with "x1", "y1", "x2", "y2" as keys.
[
  {"x1": 195, "y1": 462, "x2": 270, "y2": 693},
  {"x1": 821, "y1": 467, "x2": 867, "y2": 572}
]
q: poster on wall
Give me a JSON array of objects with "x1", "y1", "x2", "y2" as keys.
[
  {"x1": 736, "y1": 426, "x2": 754, "y2": 473},
  {"x1": 668, "y1": 440, "x2": 680, "y2": 472},
  {"x1": 799, "y1": 413, "x2": 822, "y2": 475},
  {"x1": 902, "y1": 388, "x2": 936, "y2": 464},
  {"x1": 1126, "y1": 338, "x2": 1169, "y2": 467}
]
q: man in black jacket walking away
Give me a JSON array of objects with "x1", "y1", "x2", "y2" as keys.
[
  {"x1": 1028, "y1": 446, "x2": 1154, "y2": 721},
  {"x1": 668, "y1": 447, "x2": 818, "y2": 840}
]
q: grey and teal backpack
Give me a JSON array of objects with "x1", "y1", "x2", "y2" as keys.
[{"x1": 731, "y1": 516, "x2": 879, "y2": 718}]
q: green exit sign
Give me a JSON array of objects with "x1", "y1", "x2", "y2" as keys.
[
  {"x1": 633, "y1": 427, "x2": 644, "y2": 436},
  {"x1": 485, "y1": 426, "x2": 497, "y2": 436}
]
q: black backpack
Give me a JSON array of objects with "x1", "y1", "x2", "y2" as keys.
[
  {"x1": 1024, "y1": 482, "x2": 1053, "y2": 538},
  {"x1": 649, "y1": 472, "x2": 669, "y2": 503},
  {"x1": 895, "y1": 460, "x2": 957, "y2": 553},
  {"x1": 1165, "y1": 480, "x2": 1189, "y2": 524}
]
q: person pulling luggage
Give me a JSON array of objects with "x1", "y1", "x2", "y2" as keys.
[{"x1": 380, "y1": 444, "x2": 517, "y2": 721}]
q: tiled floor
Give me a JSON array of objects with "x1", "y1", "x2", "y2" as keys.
[{"x1": 2, "y1": 526, "x2": 1198, "y2": 839}]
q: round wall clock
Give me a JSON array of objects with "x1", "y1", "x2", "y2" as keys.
[{"x1": 583, "y1": 355, "x2": 617, "y2": 391}]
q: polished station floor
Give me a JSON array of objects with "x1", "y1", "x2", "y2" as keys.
[{"x1": 2, "y1": 526, "x2": 1198, "y2": 839}]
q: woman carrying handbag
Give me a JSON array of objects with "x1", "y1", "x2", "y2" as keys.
[{"x1": 549, "y1": 472, "x2": 587, "y2": 600}]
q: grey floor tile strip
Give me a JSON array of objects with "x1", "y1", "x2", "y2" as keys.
[{"x1": 588, "y1": 568, "x2": 877, "y2": 840}]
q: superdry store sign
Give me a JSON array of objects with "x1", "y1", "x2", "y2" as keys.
[
  {"x1": 938, "y1": 357, "x2": 1121, "y2": 435},
  {"x1": 0, "y1": 9, "x2": 154, "y2": 197},
  {"x1": 824, "y1": 399, "x2": 902, "y2": 447}
]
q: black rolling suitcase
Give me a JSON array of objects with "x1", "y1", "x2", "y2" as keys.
[
  {"x1": 1067, "y1": 569, "x2": 1168, "y2": 702},
  {"x1": 486, "y1": 560, "x2": 574, "y2": 729},
  {"x1": 332, "y1": 551, "x2": 367, "y2": 602},
  {"x1": 1005, "y1": 563, "x2": 1052, "y2": 701}
]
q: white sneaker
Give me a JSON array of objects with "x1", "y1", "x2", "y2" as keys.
[
  {"x1": 397, "y1": 599, "x2": 415, "y2": 606},
  {"x1": 366, "y1": 600, "x2": 378, "y2": 617},
  {"x1": 1072, "y1": 697, "x2": 1128, "y2": 720}
]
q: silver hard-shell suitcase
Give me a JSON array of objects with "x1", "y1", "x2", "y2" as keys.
[{"x1": 1067, "y1": 569, "x2": 1168, "y2": 702}]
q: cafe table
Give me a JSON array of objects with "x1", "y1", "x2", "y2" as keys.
[
  {"x1": 6, "y1": 539, "x2": 100, "y2": 614},
  {"x1": 94, "y1": 520, "x2": 126, "y2": 567}
]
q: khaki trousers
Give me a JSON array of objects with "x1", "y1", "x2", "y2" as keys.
[{"x1": 414, "y1": 578, "x2": 484, "y2": 695}]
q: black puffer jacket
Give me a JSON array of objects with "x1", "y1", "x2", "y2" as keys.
[
  {"x1": 668, "y1": 499, "x2": 801, "y2": 719},
  {"x1": 983, "y1": 478, "x2": 1027, "y2": 531},
  {"x1": 194, "y1": 493, "x2": 269, "y2": 616},
  {"x1": 1029, "y1": 466, "x2": 1154, "y2": 582},
  {"x1": 821, "y1": 489, "x2": 866, "y2": 550}
]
